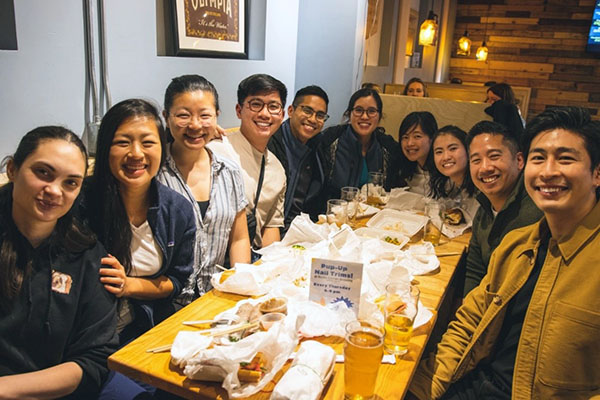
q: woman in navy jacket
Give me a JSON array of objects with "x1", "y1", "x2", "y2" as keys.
[
  {"x1": 0, "y1": 126, "x2": 118, "y2": 398},
  {"x1": 83, "y1": 99, "x2": 195, "y2": 343}
]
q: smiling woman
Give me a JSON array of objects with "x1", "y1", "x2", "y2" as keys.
[
  {"x1": 0, "y1": 126, "x2": 118, "y2": 398},
  {"x1": 81, "y1": 99, "x2": 195, "y2": 345}
]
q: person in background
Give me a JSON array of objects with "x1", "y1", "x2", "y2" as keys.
[
  {"x1": 485, "y1": 82, "x2": 525, "y2": 135},
  {"x1": 267, "y1": 85, "x2": 329, "y2": 232},
  {"x1": 463, "y1": 120, "x2": 542, "y2": 296},
  {"x1": 208, "y1": 74, "x2": 287, "y2": 251},
  {"x1": 430, "y1": 125, "x2": 479, "y2": 216},
  {"x1": 398, "y1": 111, "x2": 437, "y2": 195},
  {"x1": 0, "y1": 126, "x2": 118, "y2": 398},
  {"x1": 318, "y1": 87, "x2": 401, "y2": 201},
  {"x1": 409, "y1": 106, "x2": 600, "y2": 400},
  {"x1": 83, "y1": 99, "x2": 195, "y2": 343},
  {"x1": 361, "y1": 82, "x2": 383, "y2": 93},
  {"x1": 403, "y1": 77, "x2": 428, "y2": 97},
  {"x1": 158, "y1": 75, "x2": 250, "y2": 300}
]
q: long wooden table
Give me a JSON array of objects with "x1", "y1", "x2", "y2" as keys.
[{"x1": 108, "y1": 231, "x2": 471, "y2": 399}]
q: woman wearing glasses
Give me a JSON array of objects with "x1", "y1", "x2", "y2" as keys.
[
  {"x1": 158, "y1": 75, "x2": 250, "y2": 301},
  {"x1": 319, "y1": 88, "x2": 401, "y2": 201}
]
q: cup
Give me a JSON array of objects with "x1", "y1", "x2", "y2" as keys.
[
  {"x1": 259, "y1": 312, "x2": 285, "y2": 330},
  {"x1": 423, "y1": 201, "x2": 445, "y2": 246},
  {"x1": 344, "y1": 320, "x2": 384, "y2": 400},
  {"x1": 366, "y1": 172, "x2": 384, "y2": 206},
  {"x1": 259, "y1": 297, "x2": 288, "y2": 315},
  {"x1": 383, "y1": 284, "x2": 420, "y2": 355},
  {"x1": 341, "y1": 187, "x2": 360, "y2": 226},
  {"x1": 327, "y1": 199, "x2": 348, "y2": 227}
]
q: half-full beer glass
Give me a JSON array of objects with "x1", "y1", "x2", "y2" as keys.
[
  {"x1": 344, "y1": 320, "x2": 384, "y2": 399},
  {"x1": 383, "y1": 284, "x2": 420, "y2": 355}
]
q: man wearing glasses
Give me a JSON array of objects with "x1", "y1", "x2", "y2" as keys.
[
  {"x1": 209, "y1": 74, "x2": 287, "y2": 251},
  {"x1": 267, "y1": 85, "x2": 330, "y2": 233}
]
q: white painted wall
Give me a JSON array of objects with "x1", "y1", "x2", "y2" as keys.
[
  {"x1": 0, "y1": 0, "x2": 300, "y2": 159},
  {"x1": 294, "y1": 0, "x2": 367, "y2": 125}
]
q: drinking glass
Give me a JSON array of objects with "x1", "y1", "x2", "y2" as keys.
[
  {"x1": 344, "y1": 320, "x2": 384, "y2": 399},
  {"x1": 326, "y1": 199, "x2": 348, "y2": 227},
  {"x1": 423, "y1": 201, "x2": 446, "y2": 245},
  {"x1": 366, "y1": 172, "x2": 384, "y2": 206},
  {"x1": 341, "y1": 187, "x2": 360, "y2": 227},
  {"x1": 383, "y1": 283, "x2": 420, "y2": 355}
]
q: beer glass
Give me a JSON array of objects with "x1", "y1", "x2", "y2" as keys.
[
  {"x1": 344, "y1": 320, "x2": 384, "y2": 399},
  {"x1": 383, "y1": 283, "x2": 420, "y2": 355},
  {"x1": 326, "y1": 199, "x2": 348, "y2": 227},
  {"x1": 341, "y1": 187, "x2": 360, "y2": 227},
  {"x1": 366, "y1": 172, "x2": 384, "y2": 206},
  {"x1": 423, "y1": 201, "x2": 445, "y2": 245}
]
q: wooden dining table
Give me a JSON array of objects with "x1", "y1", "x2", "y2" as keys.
[{"x1": 108, "y1": 223, "x2": 471, "y2": 399}]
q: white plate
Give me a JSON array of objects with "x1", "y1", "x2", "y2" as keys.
[
  {"x1": 366, "y1": 209, "x2": 428, "y2": 237},
  {"x1": 354, "y1": 227, "x2": 409, "y2": 248}
]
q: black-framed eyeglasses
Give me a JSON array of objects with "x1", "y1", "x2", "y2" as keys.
[
  {"x1": 298, "y1": 105, "x2": 329, "y2": 122},
  {"x1": 246, "y1": 99, "x2": 283, "y2": 115},
  {"x1": 351, "y1": 107, "x2": 379, "y2": 118}
]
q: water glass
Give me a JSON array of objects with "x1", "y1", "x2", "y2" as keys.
[
  {"x1": 341, "y1": 187, "x2": 360, "y2": 226},
  {"x1": 383, "y1": 283, "x2": 420, "y2": 355},
  {"x1": 326, "y1": 199, "x2": 348, "y2": 227}
]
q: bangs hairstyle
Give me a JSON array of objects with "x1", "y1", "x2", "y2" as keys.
[
  {"x1": 1, "y1": 126, "x2": 94, "y2": 308},
  {"x1": 342, "y1": 88, "x2": 383, "y2": 122},
  {"x1": 237, "y1": 74, "x2": 287, "y2": 106},
  {"x1": 467, "y1": 120, "x2": 521, "y2": 155},
  {"x1": 398, "y1": 111, "x2": 438, "y2": 182},
  {"x1": 523, "y1": 106, "x2": 600, "y2": 171},
  {"x1": 88, "y1": 98, "x2": 165, "y2": 273},
  {"x1": 292, "y1": 85, "x2": 329, "y2": 108},
  {"x1": 430, "y1": 125, "x2": 476, "y2": 199}
]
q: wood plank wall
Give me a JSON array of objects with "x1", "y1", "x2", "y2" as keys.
[{"x1": 450, "y1": 0, "x2": 600, "y2": 121}]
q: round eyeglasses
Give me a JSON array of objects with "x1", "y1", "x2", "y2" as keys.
[
  {"x1": 298, "y1": 105, "x2": 329, "y2": 122},
  {"x1": 351, "y1": 107, "x2": 380, "y2": 118},
  {"x1": 246, "y1": 99, "x2": 283, "y2": 115}
]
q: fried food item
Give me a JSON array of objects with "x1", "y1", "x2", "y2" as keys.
[
  {"x1": 443, "y1": 208, "x2": 465, "y2": 226},
  {"x1": 236, "y1": 303, "x2": 262, "y2": 323},
  {"x1": 238, "y1": 352, "x2": 266, "y2": 383},
  {"x1": 219, "y1": 269, "x2": 235, "y2": 284}
]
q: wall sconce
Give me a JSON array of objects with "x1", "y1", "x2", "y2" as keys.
[
  {"x1": 476, "y1": 41, "x2": 488, "y2": 61},
  {"x1": 419, "y1": 9, "x2": 438, "y2": 46},
  {"x1": 457, "y1": 31, "x2": 471, "y2": 55}
]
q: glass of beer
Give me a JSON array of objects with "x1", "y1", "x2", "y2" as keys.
[
  {"x1": 326, "y1": 199, "x2": 348, "y2": 227},
  {"x1": 366, "y1": 172, "x2": 384, "y2": 206},
  {"x1": 423, "y1": 201, "x2": 445, "y2": 245},
  {"x1": 341, "y1": 187, "x2": 360, "y2": 227},
  {"x1": 344, "y1": 320, "x2": 384, "y2": 400},
  {"x1": 383, "y1": 283, "x2": 420, "y2": 355}
]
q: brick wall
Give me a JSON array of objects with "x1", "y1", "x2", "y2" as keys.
[{"x1": 450, "y1": 0, "x2": 600, "y2": 121}]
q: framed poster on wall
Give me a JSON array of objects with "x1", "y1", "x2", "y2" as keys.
[{"x1": 171, "y1": 0, "x2": 247, "y2": 58}]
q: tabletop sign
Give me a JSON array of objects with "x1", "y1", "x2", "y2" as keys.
[{"x1": 309, "y1": 258, "x2": 363, "y2": 315}]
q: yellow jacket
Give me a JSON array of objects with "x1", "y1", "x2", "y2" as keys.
[{"x1": 410, "y1": 201, "x2": 600, "y2": 399}]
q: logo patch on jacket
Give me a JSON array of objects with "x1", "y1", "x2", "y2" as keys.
[{"x1": 51, "y1": 270, "x2": 72, "y2": 294}]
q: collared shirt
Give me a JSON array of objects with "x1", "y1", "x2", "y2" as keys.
[
  {"x1": 410, "y1": 200, "x2": 600, "y2": 399},
  {"x1": 464, "y1": 174, "x2": 543, "y2": 295},
  {"x1": 157, "y1": 146, "x2": 247, "y2": 297},
  {"x1": 208, "y1": 130, "x2": 286, "y2": 248}
]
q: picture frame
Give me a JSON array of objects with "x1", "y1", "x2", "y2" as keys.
[{"x1": 171, "y1": 0, "x2": 248, "y2": 58}]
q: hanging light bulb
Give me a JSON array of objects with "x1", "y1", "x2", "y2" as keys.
[
  {"x1": 419, "y1": 10, "x2": 438, "y2": 46},
  {"x1": 476, "y1": 41, "x2": 488, "y2": 61},
  {"x1": 457, "y1": 31, "x2": 471, "y2": 55}
]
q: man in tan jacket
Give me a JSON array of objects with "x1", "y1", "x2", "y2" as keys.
[{"x1": 409, "y1": 106, "x2": 600, "y2": 399}]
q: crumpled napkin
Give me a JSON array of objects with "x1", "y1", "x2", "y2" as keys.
[
  {"x1": 211, "y1": 262, "x2": 287, "y2": 296},
  {"x1": 386, "y1": 187, "x2": 427, "y2": 211},
  {"x1": 179, "y1": 314, "x2": 302, "y2": 398},
  {"x1": 271, "y1": 340, "x2": 336, "y2": 400}
]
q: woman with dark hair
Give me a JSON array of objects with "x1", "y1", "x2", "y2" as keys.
[
  {"x1": 0, "y1": 126, "x2": 118, "y2": 398},
  {"x1": 430, "y1": 125, "x2": 479, "y2": 215},
  {"x1": 83, "y1": 98, "x2": 195, "y2": 342},
  {"x1": 319, "y1": 88, "x2": 401, "y2": 201},
  {"x1": 398, "y1": 111, "x2": 437, "y2": 195},
  {"x1": 403, "y1": 77, "x2": 428, "y2": 97},
  {"x1": 485, "y1": 82, "x2": 525, "y2": 134},
  {"x1": 158, "y1": 75, "x2": 250, "y2": 300}
]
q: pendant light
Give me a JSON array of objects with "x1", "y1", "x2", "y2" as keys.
[
  {"x1": 419, "y1": 0, "x2": 438, "y2": 46},
  {"x1": 457, "y1": 30, "x2": 471, "y2": 55},
  {"x1": 476, "y1": 3, "x2": 490, "y2": 61}
]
